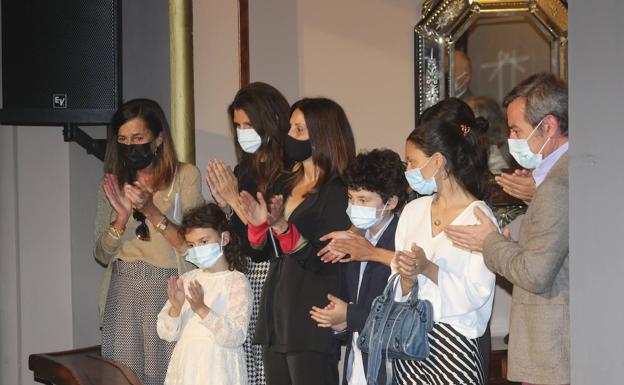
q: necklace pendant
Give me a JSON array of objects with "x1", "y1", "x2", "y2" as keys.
[{"x1": 433, "y1": 219, "x2": 441, "y2": 226}]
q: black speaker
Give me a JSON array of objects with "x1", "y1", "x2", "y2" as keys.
[{"x1": 0, "y1": 0, "x2": 121, "y2": 125}]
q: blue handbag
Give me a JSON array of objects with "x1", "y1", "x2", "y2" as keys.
[{"x1": 357, "y1": 273, "x2": 433, "y2": 385}]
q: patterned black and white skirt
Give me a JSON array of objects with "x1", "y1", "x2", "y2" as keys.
[
  {"x1": 393, "y1": 322, "x2": 485, "y2": 385},
  {"x1": 244, "y1": 258, "x2": 271, "y2": 385},
  {"x1": 101, "y1": 260, "x2": 177, "y2": 385}
]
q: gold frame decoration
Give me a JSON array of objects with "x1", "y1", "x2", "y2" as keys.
[{"x1": 414, "y1": 0, "x2": 568, "y2": 118}]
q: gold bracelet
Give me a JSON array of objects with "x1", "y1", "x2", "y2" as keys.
[{"x1": 108, "y1": 223, "x2": 125, "y2": 239}]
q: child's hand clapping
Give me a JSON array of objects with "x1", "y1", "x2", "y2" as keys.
[
  {"x1": 309, "y1": 293, "x2": 348, "y2": 331},
  {"x1": 187, "y1": 280, "x2": 210, "y2": 319},
  {"x1": 167, "y1": 276, "x2": 186, "y2": 317}
]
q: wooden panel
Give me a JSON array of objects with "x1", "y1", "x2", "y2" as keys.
[
  {"x1": 29, "y1": 346, "x2": 143, "y2": 385},
  {"x1": 239, "y1": 0, "x2": 250, "y2": 86}
]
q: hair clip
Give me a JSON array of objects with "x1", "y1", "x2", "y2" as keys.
[{"x1": 459, "y1": 124, "x2": 471, "y2": 137}]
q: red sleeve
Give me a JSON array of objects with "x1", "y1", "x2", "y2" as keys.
[
  {"x1": 273, "y1": 223, "x2": 302, "y2": 253},
  {"x1": 247, "y1": 222, "x2": 269, "y2": 246}
]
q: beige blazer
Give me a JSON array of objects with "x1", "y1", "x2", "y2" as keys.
[{"x1": 484, "y1": 153, "x2": 569, "y2": 384}]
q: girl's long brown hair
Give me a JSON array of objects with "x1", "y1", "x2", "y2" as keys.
[
  {"x1": 104, "y1": 98, "x2": 178, "y2": 190},
  {"x1": 228, "y1": 82, "x2": 290, "y2": 193}
]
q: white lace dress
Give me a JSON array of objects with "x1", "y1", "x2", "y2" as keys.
[{"x1": 157, "y1": 269, "x2": 252, "y2": 385}]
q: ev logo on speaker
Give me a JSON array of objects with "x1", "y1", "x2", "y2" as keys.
[{"x1": 53, "y1": 94, "x2": 67, "y2": 109}]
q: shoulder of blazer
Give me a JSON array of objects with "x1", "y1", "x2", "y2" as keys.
[
  {"x1": 538, "y1": 152, "x2": 569, "y2": 192},
  {"x1": 377, "y1": 215, "x2": 399, "y2": 251},
  {"x1": 322, "y1": 173, "x2": 347, "y2": 191}
]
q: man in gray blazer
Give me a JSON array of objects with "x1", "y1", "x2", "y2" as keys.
[{"x1": 445, "y1": 73, "x2": 569, "y2": 385}]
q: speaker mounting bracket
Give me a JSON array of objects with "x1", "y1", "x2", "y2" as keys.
[{"x1": 63, "y1": 123, "x2": 107, "y2": 162}]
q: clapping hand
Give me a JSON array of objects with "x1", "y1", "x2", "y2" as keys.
[
  {"x1": 103, "y1": 174, "x2": 132, "y2": 223},
  {"x1": 393, "y1": 243, "x2": 435, "y2": 291},
  {"x1": 495, "y1": 169, "x2": 536, "y2": 203},
  {"x1": 445, "y1": 207, "x2": 498, "y2": 252},
  {"x1": 187, "y1": 280, "x2": 209, "y2": 319},
  {"x1": 267, "y1": 194, "x2": 285, "y2": 226},
  {"x1": 167, "y1": 276, "x2": 186, "y2": 317},
  {"x1": 310, "y1": 294, "x2": 348, "y2": 331},
  {"x1": 239, "y1": 191, "x2": 269, "y2": 226},
  {"x1": 317, "y1": 231, "x2": 353, "y2": 263},
  {"x1": 124, "y1": 178, "x2": 155, "y2": 213},
  {"x1": 319, "y1": 231, "x2": 377, "y2": 264},
  {"x1": 206, "y1": 159, "x2": 239, "y2": 208}
]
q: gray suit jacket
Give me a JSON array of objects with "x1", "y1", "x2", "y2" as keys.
[{"x1": 484, "y1": 153, "x2": 569, "y2": 384}]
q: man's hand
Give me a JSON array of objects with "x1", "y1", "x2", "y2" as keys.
[
  {"x1": 445, "y1": 207, "x2": 498, "y2": 252},
  {"x1": 495, "y1": 169, "x2": 536, "y2": 203}
]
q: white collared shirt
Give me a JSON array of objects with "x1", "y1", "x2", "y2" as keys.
[
  {"x1": 392, "y1": 196, "x2": 497, "y2": 339},
  {"x1": 533, "y1": 141, "x2": 568, "y2": 187}
]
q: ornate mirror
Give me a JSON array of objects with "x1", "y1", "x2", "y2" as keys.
[
  {"x1": 414, "y1": 0, "x2": 568, "y2": 227},
  {"x1": 415, "y1": 0, "x2": 568, "y2": 117}
]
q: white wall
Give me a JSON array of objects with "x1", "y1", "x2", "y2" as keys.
[
  {"x1": 69, "y1": 126, "x2": 108, "y2": 348},
  {"x1": 569, "y1": 1, "x2": 624, "y2": 384},
  {"x1": 249, "y1": 0, "x2": 300, "y2": 103},
  {"x1": 0, "y1": 126, "x2": 77, "y2": 385},
  {"x1": 193, "y1": 0, "x2": 239, "y2": 198},
  {"x1": 250, "y1": 0, "x2": 419, "y2": 155},
  {"x1": 297, "y1": 0, "x2": 418, "y2": 153},
  {"x1": 0, "y1": 127, "x2": 20, "y2": 385}
]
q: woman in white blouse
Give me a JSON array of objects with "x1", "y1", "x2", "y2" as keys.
[{"x1": 392, "y1": 114, "x2": 497, "y2": 385}]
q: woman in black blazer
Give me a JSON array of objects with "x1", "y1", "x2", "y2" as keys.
[{"x1": 240, "y1": 98, "x2": 356, "y2": 385}]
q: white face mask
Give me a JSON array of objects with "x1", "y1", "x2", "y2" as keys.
[
  {"x1": 454, "y1": 71, "x2": 469, "y2": 97},
  {"x1": 185, "y1": 233, "x2": 225, "y2": 269},
  {"x1": 345, "y1": 201, "x2": 389, "y2": 229},
  {"x1": 508, "y1": 119, "x2": 550, "y2": 169},
  {"x1": 404, "y1": 156, "x2": 438, "y2": 195},
  {"x1": 236, "y1": 127, "x2": 262, "y2": 153}
]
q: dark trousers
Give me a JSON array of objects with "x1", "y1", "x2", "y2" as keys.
[{"x1": 263, "y1": 347, "x2": 339, "y2": 385}]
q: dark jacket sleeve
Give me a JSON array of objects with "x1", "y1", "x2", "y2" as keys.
[
  {"x1": 289, "y1": 177, "x2": 351, "y2": 272},
  {"x1": 346, "y1": 302, "x2": 371, "y2": 333},
  {"x1": 347, "y1": 216, "x2": 397, "y2": 332}
]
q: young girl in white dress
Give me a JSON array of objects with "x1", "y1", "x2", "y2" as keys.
[{"x1": 157, "y1": 203, "x2": 252, "y2": 385}]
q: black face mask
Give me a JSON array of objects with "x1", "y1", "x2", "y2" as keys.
[
  {"x1": 284, "y1": 135, "x2": 312, "y2": 163},
  {"x1": 119, "y1": 142, "x2": 155, "y2": 170}
]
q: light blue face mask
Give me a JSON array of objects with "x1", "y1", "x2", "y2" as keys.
[
  {"x1": 236, "y1": 127, "x2": 262, "y2": 153},
  {"x1": 507, "y1": 119, "x2": 550, "y2": 169},
  {"x1": 404, "y1": 157, "x2": 438, "y2": 195},
  {"x1": 345, "y1": 201, "x2": 389, "y2": 229},
  {"x1": 185, "y1": 233, "x2": 225, "y2": 269}
]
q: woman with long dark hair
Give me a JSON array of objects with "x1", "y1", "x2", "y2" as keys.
[
  {"x1": 391, "y1": 104, "x2": 497, "y2": 385},
  {"x1": 205, "y1": 82, "x2": 291, "y2": 385},
  {"x1": 94, "y1": 98, "x2": 204, "y2": 385},
  {"x1": 239, "y1": 98, "x2": 355, "y2": 385}
]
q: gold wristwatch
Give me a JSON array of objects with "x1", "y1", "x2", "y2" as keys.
[{"x1": 155, "y1": 216, "x2": 169, "y2": 232}]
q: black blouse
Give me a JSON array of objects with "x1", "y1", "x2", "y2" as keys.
[{"x1": 253, "y1": 173, "x2": 351, "y2": 354}]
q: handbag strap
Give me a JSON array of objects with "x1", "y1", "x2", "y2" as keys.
[
  {"x1": 366, "y1": 275, "x2": 399, "y2": 385},
  {"x1": 386, "y1": 272, "x2": 420, "y2": 303}
]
